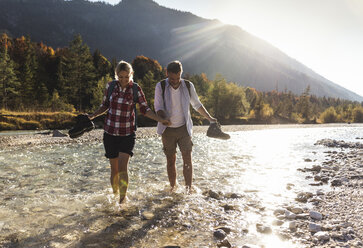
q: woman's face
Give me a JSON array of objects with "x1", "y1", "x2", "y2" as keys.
[{"x1": 118, "y1": 70, "x2": 132, "y2": 85}]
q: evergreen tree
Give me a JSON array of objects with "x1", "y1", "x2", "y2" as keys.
[
  {"x1": 0, "y1": 44, "x2": 20, "y2": 109},
  {"x1": 139, "y1": 71, "x2": 156, "y2": 108},
  {"x1": 93, "y1": 49, "x2": 112, "y2": 81},
  {"x1": 58, "y1": 34, "x2": 97, "y2": 111}
]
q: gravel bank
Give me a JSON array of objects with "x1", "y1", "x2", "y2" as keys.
[
  {"x1": 272, "y1": 139, "x2": 363, "y2": 247},
  {"x1": 0, "y1": 124, "x2": 313, "y2": 149}
]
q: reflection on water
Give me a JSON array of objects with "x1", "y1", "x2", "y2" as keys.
[{"x1": 0, "y1": 125, "x2": 362, "y2": 247}]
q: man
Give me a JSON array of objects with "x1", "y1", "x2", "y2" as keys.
[{"x1": 154, "y1": 61, "x2": 217, "y2": 192}]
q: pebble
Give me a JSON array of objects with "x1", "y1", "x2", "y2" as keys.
[
  {"x1": 309, "y1": 211, "x2": 323, "y2": 220},
  {"x1": 309, "y1": 223, "x2": 322, "y2": 233},
  {"x1": 213, "y1": 230, "x2": 227, "y2": 240},
  {"x1": 313, "y1": 231, "x2": 330, "y2": 241},
  {"x1": 256, "y1": 223, "x2": 272, "y2": 234}
]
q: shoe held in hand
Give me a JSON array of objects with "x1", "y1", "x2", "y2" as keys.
[
  {"x1": 206, "y1": 122, "x2": 230, "y2": 140},
  {"x1": 68, "y1": 114, "x2": 94, "y2": 139}
]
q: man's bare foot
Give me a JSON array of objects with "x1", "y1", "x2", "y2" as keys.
[
  {"x1": 186, "y1": 186, "x2": 194, "y2": 194},
  {"x1": 119, "y1": 195, "x2": 128, "y2": 204}
]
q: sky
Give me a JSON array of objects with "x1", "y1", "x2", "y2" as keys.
[{"x1": 91, "y1": 0, "x2": 363, "y2": 97}]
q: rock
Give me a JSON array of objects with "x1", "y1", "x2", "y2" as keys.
[
  {"x1": 290, "y1": 207, "x2": 304, "y2": 214},
  {"x1": 310, "y1": 211, "x2": 323, "y2": 220},
  {"x1": 162, "y1": 246, "x2": 181, "y2": 248},
  {"x1": 311, "y1": 165, "x2": 322, "y2": 172},
  {"x1": 331, "y1": 179, "x2": 343, "y2": 186},
  {"x1": 289, "y1": 221, "x2": 297, "y2": 231},
  {"x1": 256, "y1": 223, "x2": 272, "y2": 234},
  {"x1": 215, "y1": 226, "x2": 232, "y2": 234},
  {"x1": 296, "y1": 192, "x2": 313, "y2": 203},
  {"x1": 217, "y1": 239, "x2": 232, "y2": 248},
  {"x1": 272, "y1": 219, "x2": 284, "y2": 226},
  {"x1": 222, "y1": 204, "x2": 236, "y2": 211},
  {"x1": 331, "y1": 232, "x2": 345, "y2": 240},
  {"x1": 313, "y1": 231, "x2": 330, "y2": 241},
  {"x1": 309, "y1": 223, "x2": 322, "y2": 233},
  {"x1": 141, "y1": 211, "x2": 154, "y2": 220},
  {"x1": 286, "y1": 183, "x2": 295, "y2": 190},
  {"x1": 296, "y1": 213, "x2": 309, "y2": 220},
  {"x1": 207, "y1": 190, "x2": 220, "y2": 199},
  {"x1": 273, "y1": 208, "x2": 286, "y2": 216},
  {"x1": 214, "y1": 229, "x2": 227, "y2": 240},
  {"x1": 285, "y1": 210, "x2": 297, "y2": 220},
  {"x1": 52, "y1": 130, "x2": 67, "y2": 137}
]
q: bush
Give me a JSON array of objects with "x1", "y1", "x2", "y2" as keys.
[
  {"x1": 352, "y1": 106, "x2": 363, "y2": 123},
  {"x1": 21, "y1": 120, "x2": 41, "y2": 130},
  {"x1": 0, "y1": 121, "x2": 16, "y2": 130},
  {"x1": 320, "y1": 107, "x2": 339, "y2": 123}
]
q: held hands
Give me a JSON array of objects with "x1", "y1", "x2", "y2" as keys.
[{"x1": 160, "y1": 118, "x2": 171, "y2": 126}]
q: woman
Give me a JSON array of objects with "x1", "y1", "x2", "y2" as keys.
[{"x1": 89, "y1": 60, "x2": 170, "y2": 204}]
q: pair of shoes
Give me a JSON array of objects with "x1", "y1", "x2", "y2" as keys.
[
  {"x1": 68, "y1": 114, "x2": 94, "y2": 139},
  {"x1": 206, "y1": 122, "x2": 230, "y2": 140}
]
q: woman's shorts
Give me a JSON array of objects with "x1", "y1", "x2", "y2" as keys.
[
  {"x1": 103, "y1": 132, "x2": 136, "y2": 159},
  {"x1": 162, "y1": 125, "x2": 193, "y2": 156}
]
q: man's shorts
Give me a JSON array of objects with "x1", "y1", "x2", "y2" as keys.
[
  {"x1": 162, "y1": 125, "x2": 193, "y2": 156},
  {"x1": 103, "y1": 132, "x2": 136, "y2": 159}
]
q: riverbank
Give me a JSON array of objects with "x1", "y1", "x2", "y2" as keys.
[
  {"x1": 0, "y1": 123, "x2": 359, "y2": 149},
  {"x1": 271, "y1": 139, "x2": 363, "y2": 247}
]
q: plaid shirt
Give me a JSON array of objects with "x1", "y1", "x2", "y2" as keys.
[{"x1": 101, "y1": 80, "x2": 151, "y2": 136}]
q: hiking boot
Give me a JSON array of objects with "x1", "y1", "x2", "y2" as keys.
[
  {"x1": 206, "y1": 122, "x2": 230, "y2": 140},
  {"x1": 68, "y1": 114, "x2": 94, "y2": 139}
]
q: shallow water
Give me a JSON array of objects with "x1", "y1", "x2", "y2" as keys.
[{"x1": 0, "y1": 124, "x2": 362, "y2": 247}]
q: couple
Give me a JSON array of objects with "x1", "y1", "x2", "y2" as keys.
[{"x1": 89, "y1": 60, "x2": 216, "y2": 204}]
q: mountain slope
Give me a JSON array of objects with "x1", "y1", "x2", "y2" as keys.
[{"x1": 0, "y1": 0, "x2": 362, "y2": 101}]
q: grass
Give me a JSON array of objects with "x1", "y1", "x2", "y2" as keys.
[{"x1": 0, "y1": 109, "x2": 77, "y2": 130}]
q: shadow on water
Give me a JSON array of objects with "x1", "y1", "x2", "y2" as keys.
[
  {"x1": 77, "y1": 197, "x2": 179, "y2": 248},
  {"x1": 1, "y1": 193, "x2": 181, "y2": 248}
]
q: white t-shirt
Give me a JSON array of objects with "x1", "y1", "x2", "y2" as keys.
[{"x1": 169, "y1": 86, "x2": 185, "y2": 128}]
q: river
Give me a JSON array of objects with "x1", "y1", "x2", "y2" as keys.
[{"x1": 0, "y1": 124, "x2": 362, "y2": 247}]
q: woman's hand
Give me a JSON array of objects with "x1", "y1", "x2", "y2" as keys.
[{"x1": 160, "y1": 118, "x2": 171, "y2": 126}]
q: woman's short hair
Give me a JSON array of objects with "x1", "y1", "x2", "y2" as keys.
[
  {"x1": 115, "y1": 60, "x2": 134, "y2": 80},
  {"x1": 167, "y1": 60, "x2": 183, "y2": 74}
]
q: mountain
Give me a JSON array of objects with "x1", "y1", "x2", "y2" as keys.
[{"x1": 1, "y1": 0, "x2": 362, "y2": 101}]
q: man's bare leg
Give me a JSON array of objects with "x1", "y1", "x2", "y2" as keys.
[
  {"x1": 181, "y1": 150, "x2": 193, "y2": 192},
  {"x1": 166, "y1": 153, "x2": 177, "y2": 191}
]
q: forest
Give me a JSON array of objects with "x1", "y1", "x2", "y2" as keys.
[{"x1": 0, "y1": 33, "x2": 362, "y2": 130}]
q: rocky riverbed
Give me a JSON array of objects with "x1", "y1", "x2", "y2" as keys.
[
  {"x1": 1, "y1": 124, "x2": 362, "y2": 248},
  {"x1": 270, "y1": 139, "x2": 363, "y2": 248}
]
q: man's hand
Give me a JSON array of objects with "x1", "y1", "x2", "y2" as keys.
[{"x1": 160, "y1": 119, "x2": 171, "y2": 126}]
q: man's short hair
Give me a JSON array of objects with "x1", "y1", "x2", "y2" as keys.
[{"x1": 167, "y1": 60, "x2": 183, "y2": 74}]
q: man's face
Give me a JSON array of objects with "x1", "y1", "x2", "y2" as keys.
[{"x1": 167, "y1": 71, "x2": 182, "y2": 89}]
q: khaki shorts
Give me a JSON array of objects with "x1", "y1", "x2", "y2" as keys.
[{"x1": 162, "y1": 125, "x2": 193, "y2": 156}]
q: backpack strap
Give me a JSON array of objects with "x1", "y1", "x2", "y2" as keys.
[
  {"x1": 184, "y1": 79, "x2": 191, "y2": 96},
  {"x1": 107, "y1": 80, "x2": 117, "y2": 102},
  {"x1": 160, "y1": 79, "x2": 191, "y2": 102},
  {"x1": 132, "y1": 82, "x2": 139, "y2": 131}
]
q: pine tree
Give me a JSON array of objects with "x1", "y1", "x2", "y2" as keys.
[
  {"x1": 58, "y1": 34, "x2": 97, "y2": 111},
  {"x1": 0, "y1": 44, "x2": 20, "y2": 109}
]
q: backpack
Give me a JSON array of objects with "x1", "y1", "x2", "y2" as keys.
[
  {"x1": 107, "y1": 81, "x2": 139, "y2": 130},
  {"x1": 160, "y1": 79, "x2": 191, "y2": 102}
]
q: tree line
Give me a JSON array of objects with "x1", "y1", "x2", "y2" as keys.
[{"x1": 1, "y1": 33, "x2": 362, "y2": 125}]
